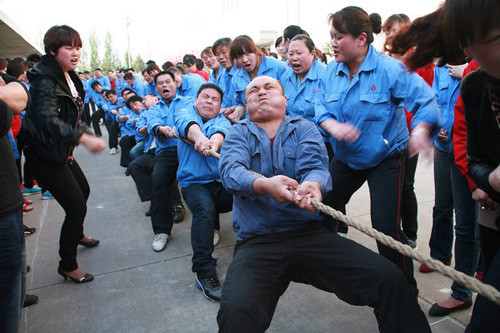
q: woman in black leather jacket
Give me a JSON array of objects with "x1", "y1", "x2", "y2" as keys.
[{"x1": 24, "y1": 25, "x2": 106, "y2": 283}]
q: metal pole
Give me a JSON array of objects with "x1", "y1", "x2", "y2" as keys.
[{"x1": 126, "y1": 16, "x2": 131, "y2": 67}]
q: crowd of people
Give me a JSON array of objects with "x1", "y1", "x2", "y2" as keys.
[{"x1": 1, "y1": 1, "x2": 499, "y2": 332}]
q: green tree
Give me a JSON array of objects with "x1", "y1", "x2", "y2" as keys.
[
  {"x1": 132, "y1": 55, "x2": 145, "y2": 72},
  {"x1": 78, "y1": 46, "x2": 90, "y2": 72},
  {"x1": 321, "y1": 41, "x2": 333, "y2": 57},
  {"x1": 89, "y1": 31, "x2": 100, "y2": 70},
  {"x1": 102, "y1": 32, "x2": 119, "y2": 71}
]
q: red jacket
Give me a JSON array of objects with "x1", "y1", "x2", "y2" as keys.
[
  {"x1": 452, "y1": 59, "x2": 481, "y2": 191},
  {"x1": 405, "y1": 62, "x2": 435, "y2": 130}
]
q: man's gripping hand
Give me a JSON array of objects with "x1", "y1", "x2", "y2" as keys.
[
  {"x1": 253, "y1": 175, "x2": 298, "y2": 204},
  {"x1": 294, "y1": 181, "x2": 322, "y2": 213}
]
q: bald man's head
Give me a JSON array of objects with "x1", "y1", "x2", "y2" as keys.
[{"x1": 245, "y1": 76, "x2": 287, "y2": 123}]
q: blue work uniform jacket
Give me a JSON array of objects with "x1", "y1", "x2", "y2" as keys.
[
  {"x1": 219, "y1": 116, "x2": 332, "y2": 241},
  {"x1": 432, "y1": 66, "x2": 461, "y2": 153},
  {"x1": 147, "y1": 95, "x2": 193, "y2": 155},
  {"x1": 175, "y1": 104, "x2": 231, "y2": 187},
  {"x1": 177, "y1": 75, "x2": 205, "y2": 98},
  {"x1": 315, "y1": 45, "x2": 440, "y2": 170}
]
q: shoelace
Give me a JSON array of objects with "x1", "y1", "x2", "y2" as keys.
[{"x1": 207, "y1": 275, "x2": 221, "y2": 288}]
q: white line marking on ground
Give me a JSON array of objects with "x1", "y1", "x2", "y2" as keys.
[{"x1": 23, "y1": 199, "x2": 48, "y2": 332}]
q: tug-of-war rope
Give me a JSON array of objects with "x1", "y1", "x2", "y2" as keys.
[{"x1": 176, "y1": 132, "x2": 500, "y2": 305}]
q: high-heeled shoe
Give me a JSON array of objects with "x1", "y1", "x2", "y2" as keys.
[
  {"x1": 78, "y1": 237, "x2": 100, "y2": 248},
  {"x1": 58, "y1": 268, "x2": 94, "y2": 283}
]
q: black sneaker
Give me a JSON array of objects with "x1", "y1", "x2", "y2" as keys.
[{"x1": 195, "y1": 273, "x2": 222, "y2": 302}]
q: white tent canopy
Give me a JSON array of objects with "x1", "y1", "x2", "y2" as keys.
[{"x1": 0, "y1": 9, "x2": 42, "y2": 59}]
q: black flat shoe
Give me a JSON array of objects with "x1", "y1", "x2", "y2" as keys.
[
  {"x1": 429, "y1": 298, "x2": 473, "y2": 316},
  {"x1": 23, "y1": 294, "x2": 38, "y2": 307},
  {"x1": 58, "y1": 268, "x2": 94, "y2": 283},
  {"x1": 78, "y1": 237, "x2": 100, "y2": 248}
]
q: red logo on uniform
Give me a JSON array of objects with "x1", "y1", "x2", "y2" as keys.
[
  {"x1": 371, "y1": 85, "x2": 376, "y2": 91},
  {"x1": 313, "y1": 89, "x2": 317, "y2": 93}
]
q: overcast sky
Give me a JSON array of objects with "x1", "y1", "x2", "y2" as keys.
[{"x1": 0, "y1": 0, "x2": 442, "y2": 64}]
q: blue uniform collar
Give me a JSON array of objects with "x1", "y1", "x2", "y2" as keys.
[
  {"x1": 335, "y1": 44, "x2": 378, "y2": 78},
  {"x1": 159, "y1": 94, "x2": 181, "y2": 107},
  {"x1": 239, "y1": 115, "x2": 302, "y2": 141}
]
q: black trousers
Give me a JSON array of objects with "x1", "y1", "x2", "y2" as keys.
[
  {"x1": 119, "y1": 135, "x2": 136, "y2": 167},
  {"x1": 401, "y1": 153, "x2": 419, "y2": 241},
  {"x1": 217, "y1": 223, "x2": 430, "y2": 333},
  {"x1": 25, "y1": 152, "x2": 89, "y2": 272},
  {"x1": 127, "y1": 149, "x2": 182, "y2": 206},
  {"x1": 150, "y1": 150, "x2": 178, "y2": 235},
  {"x1": 104, "y1": 118, "x2": 119, "y2": 149},
  {"x1": 324, "y1": 150, "x2": 417, "y2": 295},
  {"x1": 91, "y1": 109, "x2": 105, "y2": 136}
]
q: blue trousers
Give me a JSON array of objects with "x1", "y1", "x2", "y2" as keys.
[
  {"x1": 430, "y1": 147, "x2": 479, "y2": 301},
  {"x1": 182, "y1": 182, "x2": 232, "y2": 277},
  {"x1": 0, "y1": 208, "x2": 25, "y2": 333}
]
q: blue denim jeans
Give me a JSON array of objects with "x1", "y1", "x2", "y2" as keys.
[
  {"x1": 182, "y1": 182, "x2": 232, "y2": 277},
  {"x1": 430, "y1": 147, "x2": 479, "y2": 301},
  {"x1": 0, "y1": 208, "x2": 26, "y2": 333}
]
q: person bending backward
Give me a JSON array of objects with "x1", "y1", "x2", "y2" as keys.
[
  {"x1": 314, "y1": 6, "x2": 440, "y2": 296},
  {"x1": 127, "y1": 92, "x2": 184, "y2": 220},
  {"x1": 212, "y1": 37, "x2": 237, "y2": 112},
  {"x1": 102, "y1": 89, "x2": 123, "y2": 152},
  {"x1": 118, "y1": 95, "x2": 144, "y2": 167},
  {"x1": 137, "y1": 71, "x2": 191, "y2": 252},
  {"x1": 128, "y1": 94, "x2": 159, "y2": 161},
  {"x1": 217, "y1": 76, "x2": 430, "y2": 333},
  {"x1": 225, "y1": 35, "x2": 287, "y2": 123},
  {"x1": 175, "y1": 84, "x2": 232, "y2": 302}
]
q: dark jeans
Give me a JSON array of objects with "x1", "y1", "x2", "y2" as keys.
[
  {"x1": 0, "y1": 209, "x2": 25, "y2": 333},
  {"x1": 26, "y1": 153, "x2": 90, "y2": 271},
  {"x1": 324, "y1": 150, "x2": 417, "y2": 295},
  {"x1": 401, "y1": 154, "x2": 419, "y2": 241},
  {"x1": 151, "y1": 150, "x2": 178, "y2": 235},
  {"x1": 466, "y1": 225, "x2": 500, "y2": 332},
  {"x1": 104, "y1": 118, "x2": 119, "y2": 149},
  {"x1": 217, "y1": 223, "x2": 430, "y2": 333},
  {"x1": 430, "y1": 147, "x2": 479, "y2": 301},
  {"x1": 127, "y1": 149, "x2": 182, "y2": 205},
  {"x1": 181, "y1": 182, "x2": 232, "y2": 277},
  {"x1": 119, "y1": 135, "x2": 136, "y2": 167},
  {"x1": 130, "y1": 141, "x2": 145, "y2": 161},
  {"x1": 91, "y1": 108, "x2": 105, "y2": 136}
]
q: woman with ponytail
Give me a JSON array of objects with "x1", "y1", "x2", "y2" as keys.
[{"x1": 315, "y1": 6, "x2": 440, "y2": 296}]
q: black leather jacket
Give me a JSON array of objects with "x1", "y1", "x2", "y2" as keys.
[{"x1": 23, "y1": 55, "x2": 90, "y2": 165}]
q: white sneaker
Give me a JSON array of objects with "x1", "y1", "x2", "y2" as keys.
[
  {"x1": 213, "y1": 230, "x2": 220, "y2": 246},
  {"x1": 337, "y1": 232, "x2": 348, "y2": 239},
  {"x1": 152, "y1": 233, "x2": 171, "y2": 252},
  {"x1": 109, "y1": 147, "x2": 117, "y2": 155}
]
